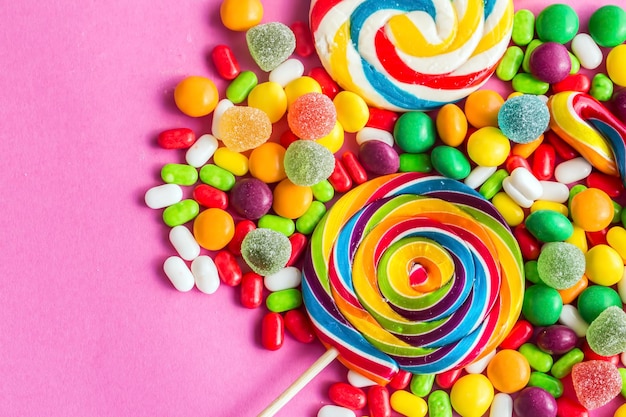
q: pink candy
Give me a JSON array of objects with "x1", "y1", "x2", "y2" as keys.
[
  {"x1": 571, "y1": 360, "x2": 622, "y2": 409},
  {"x1": 287, "y1": 92, "x2": 336, "y2": 140}
]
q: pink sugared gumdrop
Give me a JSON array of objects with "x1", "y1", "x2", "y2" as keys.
[
  {"x1": 287, "y1": 92, "x2": 336, "y2": 140},
  {"x1": 571, "y1": 360, "x2": 622, "y2": 409}
]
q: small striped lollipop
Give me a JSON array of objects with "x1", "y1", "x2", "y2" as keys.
[{"x1": 309, "y1": 0, "x2": 514, "y2": 111}]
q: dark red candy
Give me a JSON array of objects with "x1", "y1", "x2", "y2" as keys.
[
  {"x1": 435, "y1": 368, "x2": 463, "y2": 389},
  {"x1": 388, "y1": 369, "x2": 412, "y2": 390},
  {"x1": 261, "y1": 312, "x2": 284, "y2": 351},
  {"x1": 158, "y1": 127, "x2": 195, "y2": 149},
  {"x1": 556, "y1": 396, "x2": 589, "y2": 417},
  {"x1": 240, "y1": 271, "x2": 263, "y2": 309},
  {"x1": 214, "y1": 250, "x2": 242, "y2": 286},
  {"x1": 499, "y1": 319, "x2": 534, "y2": 350},
  {"x1": 227, "y1": 219, "x2": 256, "y2": 256}
]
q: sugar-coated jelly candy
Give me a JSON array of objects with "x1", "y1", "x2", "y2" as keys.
[
  {"x1": 498, "y1": 94, "x2": 550, "y2": 144},
  {"x1": 261, "y1": 312, "x2": 284, "y2": 351},
  {"x1": 284, "y1": 140, "x2": 335, "y2": 187},
  {"x1": 158, "y1": 127, "x2": 195, "y2": 149},
  {"x1": 174, "y1": 76, "x2": 219, "y2": 117},
  {"x1": 218, "y1": 106, "x2": 271, "y2": 152},
  {"x1": 537, "y1": 242, "x2": 585, "y2": 290},
  {"x1": 572, "y1": 360, "x2": 622, "y2": 409},
  {"x1": 513, "y1": 387, "x2": 557, "y2": 417},
  {"x1": 288, "y1": 92, "x2": 336, "y2": 140},
  {"x1": 193, "y1": 208, "x2": 234, "y2": 251},
  {"x1": 191, "y1": 255, "x2": 220, "y2": 295},
  {"x1": 241, "y1": 228, "x2": 292, "y2": 276},
  {"x1": 229, "y1": 178, "x2": 272, "y2": 220},
  {"x1": 229, "y1": 216, "x2": 256, "y2": 256},
  {"x1": 487, "y1": 349, "x2": 530, "y2": 393},
  {"x1": 328, "y1": 382, "x2": 366, "y2": 410},
  {"x1": 586, "y1": 306, "x2": 626, "y2": 356},
  {"x1": 246, "y1": 22, "x2": 295, "y2": 72},
  {"x1": 163, "y1": 256, "x2": 195, "y2": 292}
]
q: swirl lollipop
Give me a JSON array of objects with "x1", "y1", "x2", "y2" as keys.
[{"x1": 309, "y1": 0, "x2": 514, "y2": 111}]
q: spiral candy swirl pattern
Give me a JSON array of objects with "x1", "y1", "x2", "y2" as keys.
[
  {"x1": 302, "y1": 173, "x2": 524, "y2": 383},
  {"x1": 309, "y1": 0, "x2": 514, "y2": 111}
]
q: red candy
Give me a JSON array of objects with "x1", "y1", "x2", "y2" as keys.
[
  {"x1": 514, "y1": 224, "x2": 541, "y2": 260},
  {"x1": 287, "y1": 92, "x2": 337, "y2": 140},
  {"x1": 228, "y1": 219, "x2": 256, "y2": 256},
  {"x1": 388, "y1": 370, "x2": 412, "y2": 390},
  {"x1": 544, "y1": 130, "x2": 578, "y2": 161},
  {"x1": 342, "y1": 151, "x2": 368, "y2": 185},
  {"x1": 193, "y1": 184, "x2": 229, "y2": 209},
  {"x1": 280, "y1": 129, "x2": 299, "y2": 148},
  {"x1": 366, "y1": 107, "x2": 399, "y2": 132},
  {"x1": 499, "y1": 319, "x2": 534, "y2": 350},
  {"x1": 556, "y1": 396, "x2": 589, "y2": 417},
  {"x1": 582, "y1": 340, "x2": 621, "y2": 365},
  {"x1": 211, "y1": 44, "x2": 240, "y2": 80},
  {"x1": 214, "y1": 250, "x2": 242, "y2": 286},
  {"x1": 368, "y1": 385, "x2": 391, "y2": 417},
  {"x1": 240, "y1": 271, "x2": 264, "y2": 308},
  {"x1": 586, "y1": 229, "x2": 609, "y2": 247},
  {"x1": 261, "y1": 312, "x2": 284, "y2": 351},
  {"x1": 284, "y1": 309, "x2": 315, "y2": 343},
  {"x1": 328, "y1": 157, "x2": 352, "y2": 192},
  {"x1": 328, "y1": 382, "x2": 367, "y2": 410},
  {"x1": 506, "y1": 154, "x2": 532, "y2": 174},
  {"x1": 290, "y1": 21, "x2": 314, "y2": 57},
  {"x1": 532, "y1": 143, "x2": 556, "y2": 180},
  {"x1": 286, "y1": 233, "x2": 307, "y2": 267},
  {"x1": 586, "y1": 172, "x2": 624, "y2": 197},
  {"x1": 308, "y1": 67, "x2": 340, "y2": 99},
  {"x1": 551, "y1": 73, "x2": 591, "y2": 94},
  {"x1": 157, "y1": 127, "x2": 195, "y2": 149},
  {"x1": 571, "y1": 360, "x2": 622, "y2": 410},
  {"x1": 435, "y1": 368, "x2": 463, "y2": 389}
]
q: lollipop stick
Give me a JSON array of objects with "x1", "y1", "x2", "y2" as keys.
[{"x1": 257, "y1": 347, "x2": 339, "y2": 417}]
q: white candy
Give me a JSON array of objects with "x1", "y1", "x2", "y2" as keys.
[
  {"x1": 617, "y1": 266, "x2": 626, "y2": 303},
  {"x1": 571, "y1": 33, "x2": 603, "y2": 70},
  {"x1": 211, "y1": 99, "x2": 234, "y2": 139},
  {"x1": 163, "y1": 256, "x2": 195, "y2": 292},
  {"x1": 465, "y1": 349, "x2": 495, "y2": 374},
  {"x1": 317, "y1": 405, "x2": 356, "y2": 417},
  {"x1": 347, "y1": 369, "x2": 377, "y2": 387},
  {"x1": 621, "y1": 351, "x2": 626, "y2": 367},
  {"x1": 502, "y1": 177, "x2": 534, "y2": 208},
  {"x1": 559, "y1": 304, "x2": 588, "y2": 337},
  {"x1": 355, "y1": 127, "x2": 395, "y2": 147},
  {"x1": 464, "y1": 166, "x2": 497, "y2": 189},
  {"x1": 269, "y1": 58, "x2": 305, "y2": 87},
  {"x1": 489, "y1": 393, "x2": 513, "y2": 417},
  {"x1": 538, "y1": 181, "x2": 570, "y2": 203},
  {"x1": 185, "y1": 134, "x2": 219, "y2": 168},
  {"x1": 169, "y1": 225, "x2": 200, "y2": 261},
  {"x1": 191, "y1": 255, "x2": 220, "y2": 294},
  {"x1": 554, "y1": 157, "x2": 592, "y2": 184},
  {"x1": 144, "y1": 183, "x2": 183, "y2": 209},
  {"x1": 264, "y1": 266, "x2": 302, "y2": 292},
  {"x1": 509, "y1": 167, "x2": 543, "y2": 201}
]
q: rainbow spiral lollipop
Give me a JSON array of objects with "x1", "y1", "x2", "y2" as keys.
[
  {"x1": 302, "y1": 173, "x2": 524, "y2": 384},
  {"x1": 309, "y1": 0, "x2": 514, "y2": 111}
]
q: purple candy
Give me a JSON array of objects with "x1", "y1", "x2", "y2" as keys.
[
  {"x1": 612, "y1": 88, "x2": 626, "y2": 123},
  {"x1": 536, "y1": 325, "x2": 578, "y2": 355},
  {"x1": 514, "y1": 387, "x2": 557, "y2": 417},
  {"x1": 229, "y1": 178, "x2": 272, "y2": 220},
  {"x1": 529, "y1": 42, "x2": 571, "y2": 84},
  {"x1": 358, "y1": 140, "x2": 399, "y2": 175}
]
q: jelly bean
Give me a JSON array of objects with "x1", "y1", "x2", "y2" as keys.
[
  {"x1": 571, "y1": 187, "x2": 614, "y2": 232},
  {"x1": 487, "y1": 349, "x2": 530, "y2": 393},
  {"x1": 479, "y1": 168, "x2": 508, "y2": 200},
  {"x1": 496, "y1": 46, "x2": 524, "y2": 81},
  {"x1": 410, "y1": 373, "x2": 435, "y2": 397},
  {"x1": 522, "y1": 39, "x2": 543, "y2": 74},
  {"x1": 226, "y1": 70, "x2": 257, "y2": 104},
  {"x1": 559, "y1": 304, "x2": 588, "y2": 337},
  {"x1": 193, "y1": 184, "x2": 228, "y2": 210},
  {"x1": 285, "y1": 233, "x2": 307, "y2": 267},
  {"x1": 258, "y1": 214, "x2": 295, "y2": 237},
  {"x1": 512, "y1": 134, "x2": 543, "y2": 159},
  {"x1": 388, "y1": 370, "x2": 412, "y2": 390},
  {"x1": 174, "y1": 76, "x2": 219, "y2": 117},
  {"x1": 551, "y1": 347, "x2": 584, "y2": 379},
  {"x1": 163, "y1": 256, "x2": 195, "y2": 292},
  {"x1": 247, "y1": 82, "x2": 287, "y2": 123},
  {"x1": 264, "y1": 266, "x2": 301, "y2": 292},
  {"x1": 333, "y1": 91, "x2": 369, "y2": 133},
  {"x1": 158, "y1": 127, "x2": 195, "y2": 149},
  {"x1": 490, "y1": 393, "x2": 513, "y2": 417},
  {"x1": 467, "y1": 127, "x2": 510, "y2": 167},
  {"x1": 525, "y1": 210, "x2": 573, "y2": 242},
  {"x1": 530, "y1": 201, "x2": 568, "y2": 217},
  {"x1": 571, "y1": 34, "x2": 602, "y2": 70},
  {"x1": 211, "y1": 99, "x2": 234, "y2": 139},
  {"x1": 512, "y1": 73, "x2": 549, "y2": 95},
  {"x1": 586, "y1": 228, "x2": 609, "y2": 247},
  {"x1": 493, "y1": 192, "x2": 524, "y2": 226},
  {"x1": 450, "y1": 374, "x2": 493, "y2": 417},
  {"x1": 219, "y1": 0, "x2": 262, "y2": 31},
  {"x1": 532, "y1": 143, "x2": 556, "y2": 181},
  {"x1": 163, "y1": 199, "x2": 199, "y2": 227},
  {"x1": 284, "y1": 76, "x2": 322, "y2": 107},
  {"x1": 536, "y1": 3, "x2": 579, "y2": 43},
  {"x1": 290, "y1": 21, "x2": 314, "y2": 57},
  {"x1": 435, "y1": 368, "x2": 462, "y2": 389},
  {"x1": 558, "y1": 274, "x2": 588, "y2": 304},
  {"x1": 608, "y1": 227, "x2": 626, "y2": 261},
  {"x1": 316, "y1": 121, "x2": 345, "y2": 153},
  {"x1": 272, "y1": 178, "x2": 312, "y2": 219},
  {"x1": 590, "y1": 73, "x2": 614, "y2": 102},
  {"x1": 328, "y1": 158, "x2": 353, "y2": 193},
  {"x1": 211, "y1": 44, "x2": 240, "y2": 80},
  {"x1": 390, "y1": 390, "x2": 427, "y2": 417},
  {"x1": 431, "y1": 146, "x2": 470, "y2": 180},
  {"x1": 544, "y1": 130, "x2": 579, "y2": 161},
  {"x1": 607, "y1": 45, "x2": 626, "y2": 87},
  {"x1": 161, "y1": 163, "x2": 198, "y2": 186},
  {"x1": 465, "y1": 349, "x2": 495, "y2": 374},
  {"x1": 464, "y1": 90, "x2": 504, "y2": 128},
  {"x1": 556, "y1": 396, "x2": 589, "y2": 417},
  {"x1": 199, "y1": 164, "x2": 236, "y2": 191},
  {"x1": 213, "y1": 147, "x2": 248, "y2": 177},
  {"x1": 356, "y1": 127, "x2": 395, "y2": 147},
  {"x1": 368, "y1": 385, "x2": 391, "y2": 417},
  {"x1": 428, "y1": 390, "x2": 452, "y2": 417},
  {"x1": 227, "y1": 220, "x2": 255, "y2": 256},
  {"x1": 266, "y1": 288, "x2": 302, "y2": 313},
  {"x1": 505, "y1": 154, "x2": 532, "y2": 174},
  {"x1": 295, "y1": 201, "x2": 326, "y2": 235},
  {"x1": 528, "y1": 372, "x2": 563, "y2": 398},
  {"x1": 169, "y1": 225, "x2": 200, "y2": 261},
  {"x1": 240, "y1": 271, "x2": 263, "y2": 308},
  {"x1": 310, "y1": 179, "x2": 334, "y2": 203},
  {"x1": 435, "y1": 104, "x2": 467, "y2": 147},
  {"x1": 214, "y1": 250, "x2": 242, "y2": 286},
  {"x1": 367, "y1": 107, "x2": 399, "y2": 132},
  {"x1": 261, "y1": 312, "x2": 284, "y2": 351},
  {"x1": 342, "y1": 151, "x2": 368, "y2": 185},
  {"x1": 539, "y1": 181, "x2": 569, "y2": 203},
  {"x1": 347, "y1": 370, "x2": 377, "y2": 388},
  {"x1": 587, "y1": 172, "x2": 624, "y2": 197},
  {"x1": 512, "y1": 9, "x2": 535, "y2": 46},
  {"x1": 552, "y1": 73, "x2": 591, "y2": 94},
  {"x1": 464, "y1": 166, "x2": 496, "y2": 190},
  {"x1": 308, "y1": 67, "x2": 340, "y2": 100},
  {"x1": 193, "y1": 208, "x2": 234, "y2": 250},
  {"x1": 284, "y1": 308, "x2": 315, "y2": 343},
  {"x1": 191, "y1": 255, "x2": 220, "y2": 294},
  {"x1": 268, "y1": 58, "x2": 304, "y2": 88},
  {"x1": 519, "y1": 343, "x2": 553, "y2": 373},
  {"x1": 620, "y1": 368, "x2": 626, "y2": 397},
  {"x1": 328, "y1": 382, "x2": 366, "y2": 410},
  {"x1": 524, "y1": 260, "x2": 541, "y2": 284},
  {"x1": 186, "y1": 133, "x2": 219, "y2": 168},
  {"x1": 500, "y1": 319, "x2": 534, "y2": 350},
  {"x1": 586, "y1": 244, "x2": 624, "y2": 286},
  {"x1": 317, "y1": 405, "x2": 356, "y2": 417},
  {"x1": 145, "y1": 183, "x2": 183, "y2": 209},
  {"x1": 522, "y1": 284, "x2": 563, "y2": 326},
  {"x1": 589, "y1": 5, "x2": 626, "y2": 47}
]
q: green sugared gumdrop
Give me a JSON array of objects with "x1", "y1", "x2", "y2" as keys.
[
  {"x1": 246, "y1": 22, "x2": 295, "y2": 72},
  {"x1": 536, "y1": 242, "x2": 585, "y2": 290},
  {"x1": 586, "y1": 306, "x2": 626, "y2": 356},
  {"x1": 284, "y1": 140, "x2": 335, "y2": 186},
  {"x1": 241, "y1": 228, "x2": 292, "y2": 276}
]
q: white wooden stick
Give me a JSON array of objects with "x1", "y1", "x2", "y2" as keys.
[{"x1": 257, "y1": 347, "x2": 339, "y2": 417}]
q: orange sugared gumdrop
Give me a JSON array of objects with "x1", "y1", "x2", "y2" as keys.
[{"x1": 218, "y1": 106, "x2": 272, "y2": 152}]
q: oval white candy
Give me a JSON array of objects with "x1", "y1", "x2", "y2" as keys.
[
  {"x1": 264, "y1": 266, "x2": 302, "y2": 292},
  {"x1": 163, "y1": 256, "x2": 195, "y2": 292},
  {"x1": 169, "y1": 225, "x2": 200, "y2": 261},
  {"x1": 539, "y1": 181, "x2": 570, "y2": 203},
  {"x1": 186, "y1": 134, "x2": 219, "y2": 168},
  {"x1": 464, "y1": 166, "x2": 497, "y2": 189},
  {"x1": 356, "y1": 127, "x2": 395, "y2": 147},
  {"x1": 571, "y1": 33, "x2": 603, "y2": 70},
  {"x1": 211, "y1": 99, "x2": 234, "y2": 140},
  {"x1": 509, "y1": 167, "x2": 543, "y2": 201},
  {"x1": 554, "y1": 157, "x2": 592, "y2": 184},
  {"x1": 317, "y1": 405, "x2": 356, "y2": 417},
  {"x1": 191, "y1": 255, "x2": 220, "y2": 294},
  {"x1": 465, "y1": 349, "x2": 495, "y2": 374},
  {"x1": 502, "y1": 177, "x2": 534, "y2": 208},
  {"x1": 559, "y1": 304, "x2": 588, "y2": 338},
  {"x1": 269, "y1": 58, "x2": 305, "y2": 87},
  {"x1": 145, "y1": 183, "x2": 183, "y2": 209},
  {"x1": 347, "y1": 369, "x2": 377, "y2": 388},
  {"x1": 489, "y1": 393, "x2": 513, "y2": 417}
]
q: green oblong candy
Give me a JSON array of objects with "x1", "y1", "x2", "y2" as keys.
[
  {"x1": 512, "y1": 9, "x2": 535, "y2": 46},
  {"x1": 393, "y1": 111, "x2": 436, "y2": 153},
  {"x1": 161, "y1": 163, "x2": 198, "y2": 186},
  {"x1": 311, "y1": 179, "x2": 334, "y2": 203},
  {"x1": 431, "y1": 146, "x2": 470, "y2": 180},
  {"x1": 399, "y1": 153, "x2": 432, "y2": 173},
  {"x1": 577, "y1": 285, "x2": 622, "y2": 324},
  {"x1": 266, "y1": 288, "x2": 302, "y2": 313},
  {"x1": 410, "y1": 373, "x2": 435, "y2": 397},
  {"x1": 525, "y1": 210, "x2": 574, "y2": 242},
  {"x1": 199, "y1": 164, "x2": 236, "y2": 191},
  {"x1": 162, "y1": 199, "x2": 199, "y2": 227},
  {"x1": 527, "y1": 372, "x2": 563, "y2": 398},
  {"x1": 589, "y1": 5, "x2": 626, "y2": 47},
  {"x1": 551, "y1": 348, "x2": 584, "y2": 379},
  {"x1": 428, "y1": 390, "x2": 452, "y2": 417},
  {"x1": 590, "y1": 73, "x2": 614, "y2": 102},
  {"x1": 512, "y1": 73, "x2": 549, "y2": 95},
  {"x1": 536, "y1": 4, "x2": 579, "y2": 44},
  {"x1": 522, "y1": 284, "x2": 563, "y2": 326}
]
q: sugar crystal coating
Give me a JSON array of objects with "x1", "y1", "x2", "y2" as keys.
[
  {"x1": 246, "y1": 22, "x2": 296, "y2": 72},
  {"x1": 284, "y1": 140, "x2": 335, "y2": 186},
  {"x1": 218, "y1": 106, "x2": 272, "y2": 152},
  {"x1": 571, "y1": 360, "x2": 622, "y2": 409},
  {"x1": 536, "y1": 242, "x2": 585, "y2": 289},
  {"x1": 241, "y1": 228, "x2": 292, "y2": 276},
  {"x1": 586, "y1": 306, "x2": 626, "y2": 356},
  {"x1": 287, "y1": 92, "x2": 336, "y2": 140},
  {"x1": 498, "y1": 95, "x2": 550, "y2": 143}
]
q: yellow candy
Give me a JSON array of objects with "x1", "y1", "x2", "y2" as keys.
[
  {"x1": 564, "y1": 225, "x2": 588, "y2": 254},
  {"x1": 492, "y1": 192, "x2": 524, "y2": 226},
  {"x1": 570, "y1": 188, "x2": 614, "y2": 232},
  {"x1": 390, "y1": 390, "x2": 427, "y2": 417},
  {"x1": 464, "y1": 90, "x2": 504, "y2": 128},
  {"x1": 486, "y1": 349, "x2": 530, "y2": 393},
  {"x1": 284, "y1": 76, "x2": 322, "y2": 108},
  {"x1": 174, "y1": 76, "x2": 219, "y2": 117},
  {"x1": 615, "y1": 403, "x2": 626, "y2": 417},
  {"x1": 248, "y1": 82, "x2": 287, "y2": 123},
  {"x1": 220, "y1": 0, "x2": 263, "y2": 31},
  {"x1": 316, "y1": 121, "x2": 344, "y2": 153},
  {"x1": 218, "y1": 106, "x2": 272, "y2": 152},
  {"x1": 607, "y1": 44, "x2": 626, "y2": 87},
  {"x1": 333, "y1": 90, "x2": 370, "y2": 133},
  {"x1": 272, "y1": 178, "x2": 313, "y2": 219},
  {"x1": 213, "y1": 147, "x2": 249, "y2": 177},
  {"x1": 467, "y1": 127, "x2": 511, "y2": 166},
  {"x1": 450, "y1": 374, "x2": 494, "y2": 417},
  {"x1": 193, "y1": 208, "x2": 235, "y2": 250},
  {"x1": 248, "y1": 142, "x2": 286, "y2": 183},
  {"x1": 530, "y1": 200, "x2": 568, "y2": 217},
  {"x1": 436, "y1": 103, "x2": 468, "y2": 147},
  {"x1": 607, "y1": 226, "x2": 626, "y2": 262},
  {"x1": 585, "y1": 244, "x2": 624, "y2": 286}
]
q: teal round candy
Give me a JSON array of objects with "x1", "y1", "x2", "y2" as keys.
[
  {"x1": 577, "y1": 286, "x2": 622, "y2": 324},
  {"x1": 586, "y1": 306, "x2": 626, "y2": 356},
  {"x1": 393, "y1": 111, "x2": 436, "y2": 153},
  {"x1": 525, "y1": 210, "x2": 574, "y2": 242},
  {"x1": 522, "y1": 284, "x2": 563, "y2": 326},
  {"x1": 498, "y1": 95, "x2": 550, "y2": 144},
  {"x1": 537, "y1": 242, "x2": 585, "y2": 290},
  {"x1": 535, "y1": 4, "x2": 579, "y2": 44},
  {"x1": 241, "y1": 228, "x2": 292, "y2": 276},
  {"x1": 589, "y1": 5, "x2": 626, "y2": 47},
  {"x1": 430, "y1": 146, "x2": 470, "y2": 180}
]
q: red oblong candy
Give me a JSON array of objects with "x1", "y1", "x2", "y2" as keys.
[
  {"x1": 240, "y1": 272, "x2": 264, "y2": 309},
  {"x1": 532, "y1": 143, "x2": 556, "y2": 181},
  {"x1": 586, "y1": 172, "x2": 624, "y2": 197},
  {"x1": 586, "y1": 228, "x2": 609, "y2": 247},
  {"x1": 308, "y1": 67, "x2": 340, "y2": 99},
  {"x1": 388, "y1": 370, "x2": 412, "y2": 390},
  {"x1": 366, "y1": 107, "x2": 399, "y2": 132},
  {"x1": 328, "y1": 157, "x2": 352, "y2": 193},
  {"x1": 157, "y1": 128, "x2": 195, "y2": 149},
  {"x1": 342, "y1": 151, "x2": 368, "y2": 185},
  {"x1": 286, "y1": 233, "x2": 307, "y2": 267},
  {"x1": 284, "y1": 309, "x2": 315, "y2": 343},
  {"x1": 556, "y1": 396, "x2": 589, "y2": 417},
  {"x1": 328, "y1": 382, "x2": 367, "y2": 410},
  {"x1": 227, "y1": 219, "x2": 256, "y2": 256},
  {"x1": 368, "y1": 385, "x2": 391, "y2": 417},
  {"x1": 261, "y1": 312, "x2": 284, "y2": 351},
  {"x1": 552, "y1": 73, "x2": 591, "y2": 94},
  {"x1": 499, "y1": 319, "x2": 534, "y2": 350},
  {"x1": 211, "y1": 44, "x2": 240, "y2": 80},
  {"x1": 193, "y1": 184, "x2": 228, "y2": 209},
  {"x1": 280, "y1": 129, "x2": 299, "y2": 148},
  {"x1": 505, "y1": 154, "x2": 531, "y2": 174},
  {"x1": 544, "y1": 130, "x2": 578, "y2": 160},
  {"x1": 435, "y1": 368, "x2": 462, "y2": 389},
  {"x1": 514, "y1": 224, "x2": 541, "y2": 260},
  {"x1": 290, "y1": 21, "x2": 314, "y2": 57},
  {"x1": 214, "y1": 250, "x2": 242, "y2": 286}
]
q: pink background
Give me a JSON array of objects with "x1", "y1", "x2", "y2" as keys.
[{"x1": 0, "y1": 0, "x2": 623, "y2": 416}]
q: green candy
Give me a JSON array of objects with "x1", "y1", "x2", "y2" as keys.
[
  {"x1": 410, "y1": 373, "x2": 435, "y2": 397},
  {"x1": 619, "y1": 368, "x2": 626, "y2": 398},
  {"x1": 589, "y1": 5, "x2": 626, "y2": 47},
  {"x1": 536, "y1": 4, "x2": 579, "y2": 44},
  {"x1": 393, "y1": 111, "x2": 436, "y2": 153},
  {"x1": 524, "y1": 260, "x2": 540, "y2": 284},
  {"x1": 519, "y1": 343, "x2": 553, "y2": 373},
  {"x1": 536, "y1": 242, "x2": 585, "y2": 290},
  {"x1": 590, "y1": 73, "x2": 614, "y2": 102},
  {"x1": 522, "y1": 284, "x2": 563, "y2": 326},
  {"x1": 568, "y1": 52, "x2": 580, "y2": 75},
  {"x1": 512, "y1": 9, "x2": 535, "y2": 46},
  {"x1": 525, "y1": 210, "x2": 573, "y2": 242},
  {"x1": 622, "y1": 204, "x2": 626, "y2": 228},
  {"x1": 613, "y1": 201, "x2": 622, "y2": 224},
  {"x1": 527, "y1": 372, "x2": 563, "y2": 398},
  {"x1": 496, "y1": 46, "x2": 524, "y2": 81},
  {"x1": 522, "y1": 39, "x2": 542, "y2": 73},
  {"x1": 399, "y1": 153, "x2": 432, "y2": 173},
  {"x1": 296, "y1": 201, "x2": 326, "y2": 235},
  {"x1": 311, "y1": 179, "x2": 334, "y2": 203},
  {"x1": 431, "y1": 146, "x2": 470, "y2": 180},
  {"x1": 284, "y1": 140, "x2": 335, "y2": 186},
  {"x1": 247, "y1": 22, "x2": 296, "y2": 72},
  {"x1": 258, "y1": 214, "x2": 295, "y2": 237},
  {"x1": 199, "y1": 164, "x2": 236, "y2": 191},
  {"x1": 226, "y1": 70, "x2": 258, "y2": 104},
  {"x1": 266, "y1": 288, "x2": 302, "y2": 313},
  {"x1": 577, "y1": 286, "x2": 622, "y2": 324},
  {"x1": 241, "y1": 228, "x2": 292, "y2": 276},
  {"x1": 551, "y1": 348, "x2": 584, "y2": 379},
  {"x1": 586, "y1": 306, "x2": 626, "y2": 356},
  {"x1": 428, "y1": 390, "x2": 452, "y2": 417},
  {"x1": 162, "y1": 199, "x2": 199, "y2": 227},
  {"x1": 479, "y1": 169, "x2": 508, "y2": 200},
  {"x1": 161, "y1": 163, "x2": 198, "y2": 186},
  {"x1": 512, "y1": 73, "x2": 549, "y2": 95}
]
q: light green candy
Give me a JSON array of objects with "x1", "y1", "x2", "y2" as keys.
[
  {"x1": 258, "y1": 214, "x2": 295, "y2": 237},
  {"x1": 266, "y1": 288, "x2": 302, "y2": 312},
  {"x1": 497, "y1": 46, "x2": 524, "y2": 81},
  {"x1": 512, "y1": 73, "x2": 550, "y2": 95},
  {"x1": 590, "y1": 73, "x2": 614, "y2": 101},
  {"x1": 241, "y1": 228, "x2": 292, "y2": 276},
  {"x1": 311, "y1": 179, "x2": 334, "y2": 203},
  {"x1": 199, "y1": 164, "x2": 236, "y2": 191},
  {"x1": 586, "y1": 306, "x2": 626, "y2": 356},
  {"x1": 161, "y1": 163, "x2": 198, "y2": 186},
  {"x1": 226, "y1": 70, "x2": 258, "y2": 104},
  {"x1": 296, "y1": 201, "x2": 326, "y2": 235},
  {"x1": 162, "y1": 199, "x2": 199, "y2": 227},
  {"x1": 512, "y1": 9, "x2": 535, "y2": 46}
]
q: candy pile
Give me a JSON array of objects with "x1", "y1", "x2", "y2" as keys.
[{"x1": 146, "y1": 1, "x2": 626, "y2": 416}]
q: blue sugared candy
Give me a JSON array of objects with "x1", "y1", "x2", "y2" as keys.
[{"x1": 498, "y1": 94, "x2": 550, "y2": 144}]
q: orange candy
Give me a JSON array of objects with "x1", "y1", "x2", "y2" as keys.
[
  {"x1": 174, "y1": 76, "x2": 219, "y2": 117},
  {"x1": 220, "y1": 0, "x2": 263, "y2": 31},
  {"x1": 249, "y1": 142, "x2": 287, "y2": 183},
  {"x1": 464, "y1": 90, "x2": 505, "y2": 128},
  {"x1": 193, "y1": 208, "x2": 235, "y2": 250},
  {"x1": 570, "y1": 187, "x2": 614, "y2": 232},
  {"x1": 486, "y1": 349, "x2": 531, "y2": 393},
  {"x1": 272, "y1": 178, "x2": 312, "y2": 219}
]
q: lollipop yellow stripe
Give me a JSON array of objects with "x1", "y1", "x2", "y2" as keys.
[
  {"x1": 472, "y1": 0, "x2": 513, "y2": 56},
  {"x1": 328, "y1": 22, "x2": 362, "y2": 98},
  {"x1": 387, "y1": 13, "x2": 457, "y2": 57}
]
